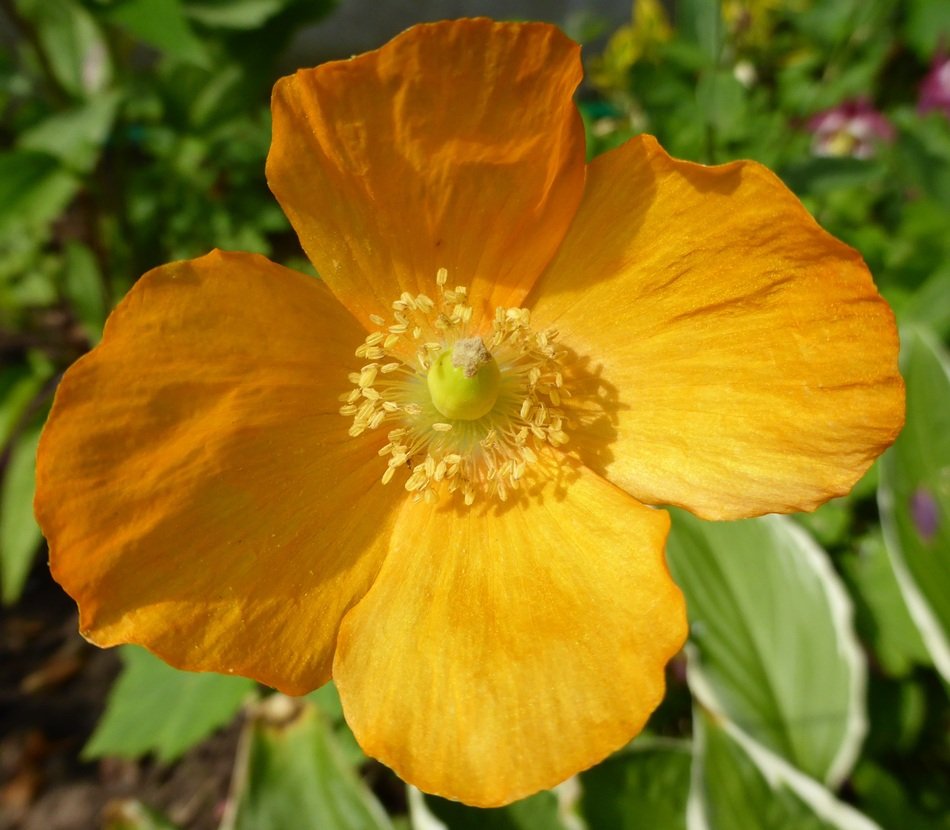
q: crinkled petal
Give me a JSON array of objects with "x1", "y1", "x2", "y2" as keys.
[
  {"x1": 267, "y1": 18, "x2": 586, "y2": 326},
  {"x1": 36, "y1": 251, "x2": 395, "y2": 694},
  {"x1": 332, "y1": 462, "x2": 686, "y2": 806},
  {"x1": 529, "y1": 136, "x2": 904, "y2": 520}
]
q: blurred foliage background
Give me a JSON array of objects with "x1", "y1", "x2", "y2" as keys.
[{"x1": 1, "y1": 0, "x2": 948, "y2": 828}]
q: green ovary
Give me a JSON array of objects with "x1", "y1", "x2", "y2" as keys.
[{"x1": 426, "y1": 342, "x2": 501, "y2": 421}]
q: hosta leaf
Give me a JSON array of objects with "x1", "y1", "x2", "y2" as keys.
[
  {"x1": 667, "y1": 511, "x2": 866, "y2": 786},
  {"x1": 878, "y1": 327, "x2": 950, "y2": 681},
  {"x1": 689, "y1": 700, "x2": 880, "y2": 830}
]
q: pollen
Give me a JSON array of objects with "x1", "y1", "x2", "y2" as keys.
[{"x1": 340, "y1": 270, "x2": 570, "y2": 504}]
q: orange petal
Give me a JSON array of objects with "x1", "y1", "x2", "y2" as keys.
[
  {"x1": 36, "y1": 251, "x2": 395, "y2": 694},
  {"x1": 267, "y1": 18, "x2": 586, "y2": 326},
  {"x1": 529, "y1": 136, "x2": 904, "y2": 520},
  {"x1": 333, "y1": 462, "x2": 686, "y2": 806}
]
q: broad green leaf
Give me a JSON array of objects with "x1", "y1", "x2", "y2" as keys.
[
  {"x1": 103, "y1": 800, "x2": 181, "y2": 830},
  {"x1": 898, "y1": 266, "x2": 950, "y2": 339},
  {"x1": 424, "y1": 790, "x2": 567, "y2": 830},
  {"x1": 15, "y1": 0, "x2": 112, "y2": 97},
  {"x1": 840, "y1": 533, "x2": 931, "y2": 677},
  {"x1": 84, "y1": 646, "x2": 256, "y2": 763},
  {"x1": 183, "y1": 0, "x2": 292, "y2": 28},
  {"x1": 667, "y1": 512, "x2": 866, "y2": 786},
  {"x1": 223, "y1": 695, "x2": 391, "y2": 830},
  {"x1": 579, "y1": 741, "x2": 691, "y2": 830},
  {"x1": 18, "y1": 92, "x2": 120, "y2": 173},
  {"x1": 0, "y1": 150, "x2": 79, "y2": 234},
  {"x1": 0, "y1": 419, "x2": 44, "y2": 604},
  {"x1": 878, "y1": 327, "x2": 950, "y2": 681},
  {"x1": 104, "y1": 0, "x2": 208, "y2": 66},
  {"x1": 689, "y1": 704, "x2": 881, "y2": 830}
]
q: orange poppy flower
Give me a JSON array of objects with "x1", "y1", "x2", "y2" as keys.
[{"x1": 35, "y1": 18, "x2": 904, "y2": 807}]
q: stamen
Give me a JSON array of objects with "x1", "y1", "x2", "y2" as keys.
[{"x1": 341, "y1": 270, "x2": 571, "y2": 504}]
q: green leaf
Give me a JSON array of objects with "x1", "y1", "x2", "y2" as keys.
[
  {"x1": 62, "y1": 242, "x2": 107, "y2": 343},
  {"x1": 878, "y1": 327, "x2": 950, "y2": 681},
  {"x1": 904, "y1": 0, "x2": 950, "y2": 58},
  {"x1": 308, "y1": 681, "x2": 365, "y2": 768},
  {"x1": 781, "y1": 158, "x2": 882, "y2": 198},
  {"x1": 850, "y1": 761, "x2": 947, "y2": 830},
  {"x1": 579, "y1": 741, "x2": 691, "y2": 830},
  {"x1": 676, "y1": 0, "x2": 723, "y2": 65},
  {"x1": 894, "y1": 113, "x2": 950, "y2": 210},
  {"x1": 18, "y1": 92, "x2": 120, "y2": 173},
  {"x1": 223, "y1": 695, "x2": 391, "y2": 830},
  {"x1": 695, "y1": 69, "x2": 748, "y2": 138},
  {"x1": 104, "y1": 0, "x2": 208, "y2": 66},
  {"x1": 840, "y1": 532, "x2": 931, "y2": 677},
  {"x1": 84, "y1": 646, "x2": 256, "y2": 763},
  {"x1": 183, "y1": 0, "x2": 292, "y2": 28},
  {"x1": 0, "y1": 150, "x2": 79, "y2": 234},
  {"x1": 0, "y1": 356, "x2": 53, "y2": 452},
  {"x1": 424, "y1": 790, "x2": 567, "y2": 830},
  {"x1": 16, "y1": 0, "x2": 113, "y2": 97},
  {"x1": 690, "y1": 704, "x2": 881, "y2": 830},
  {"x1": 666, "y1": 512, "x2": 866, "y2": 786},
  {"x1": 898, "y1": 266, "x2": 950, "y2": 339},
  {"x1": 0, "y1": 419, "x2": 44, "y2": 604}
]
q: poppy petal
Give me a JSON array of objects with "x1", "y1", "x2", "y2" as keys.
[
  {"x1": 529, "y1": 136, "x2": 904, "y2": 520},
  {"x1": 333, "y1": 462, "x2": 685, "y2": 806},
  {"x1": 267, "y1": 18, "x2": 586, "y2": 326},
  {"x1": 36, "y1": 251, "x2": 395, "y2": 694}
]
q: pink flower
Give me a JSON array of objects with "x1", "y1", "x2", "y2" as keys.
[
  {"x1": 808, "y1": 99, "x2": 894, "y2": 159},
  {"x1": 919, "y1": 56, "x2": 950, "y2": 118}
]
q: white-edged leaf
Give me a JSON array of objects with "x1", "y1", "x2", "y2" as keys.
[
  {"x1": 667, "y1": 511, "x2": 866, "y2": 786},
  {"x1": 878, "y1": 326, "x2": 950, "y2": 681},
  {"x1": 688, "y1": 682, "x2": 881, "y2": 830}
]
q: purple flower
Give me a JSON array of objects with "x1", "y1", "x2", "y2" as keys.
[
  {"x1": 910, "y1": 487, "x2": 940, "y2": 543},
  {"x1": 808, "y1": 99, "x2": 895, "y2": 159},
  {"x1": 919, "y1": 55, "x2": 950, "y2": 118}
]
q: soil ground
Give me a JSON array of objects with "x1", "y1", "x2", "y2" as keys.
[{"x1": 1, "y1": 556, "x2": 238, "y2": 830}]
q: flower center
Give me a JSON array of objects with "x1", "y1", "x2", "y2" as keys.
[
  {"x1": 426, "y1": 338, "x2": 501, "y2": 421},
  {"x1": 340, "y1": 269, "x2": 570, "y2": 505}
]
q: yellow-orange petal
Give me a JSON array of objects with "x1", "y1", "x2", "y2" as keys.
[
  {"x1": 36, "y1": 251, "x2": 396, "y2": 694},
  {"x1": 332, "y1": 462, "x2": 686, "y2": 807},
  {"x1": 528, "y1": 136, "x2": 904, "y2": 520},
  {"x1": 267, "y1": 18, "x2": 586, "y2": 327}
]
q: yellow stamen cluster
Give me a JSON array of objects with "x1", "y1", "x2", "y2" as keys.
[{"x1": 339, "y1": 269, "x2": 570, "y2": 504}]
